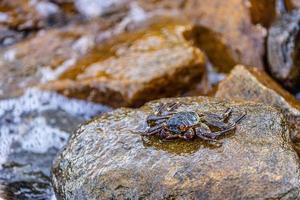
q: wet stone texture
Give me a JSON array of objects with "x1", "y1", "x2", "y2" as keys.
[
  {"x1": 52, "y1": 96, "x2": 300, "y2": 200},
  {"x1": 137, "y1": 0, "x2": 266, "y2": 72},
  {"x1": 267, "y1": 9, "x2": 300, "y2": 92},
  {"x1": 42, "y1": 21, "x2": 206, "y2": 107},
  {"x1": 215, "y1": 65, "x2": 300, "y2": 153}
]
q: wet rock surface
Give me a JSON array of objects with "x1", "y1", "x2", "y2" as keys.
[
  {"x1": 42, "y1": 21, "x2": 206, "y2": 107},
  {"x1": 267, "y1": 9, "x2": 300, "y2": 92},
  {"x1": 137, "y1": 0, "x2": 266, "y2": 71},
  {"x1": 0, "y1": 89, "x2": 110, "y2": 199},
  {"x1": 52, "y1": 96, "x2": 300, "y2": 199},
  {"x1": 0, "y1": 0, "x2": 145, "y2": 100},
  {"x1": 215, "y1": 65, "x2": 300, "y2": 152},
  {"x1": 2, "y1": 1, "x2": 300, "y2": 199}
]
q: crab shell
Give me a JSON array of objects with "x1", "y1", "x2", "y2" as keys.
[{"x1": 166, "y1": 111, "x2": 200, "y2": 134}]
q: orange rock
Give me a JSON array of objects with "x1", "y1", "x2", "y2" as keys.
[
  {"x1": 41, "y1": 21, "x2": 206, "y2": 107},
  {"x1": 248, "y1": 0, "x2": 280, "y2": 27},
  {"x1": 286, "y1": 0, "x2": 300, "y2": 10}
]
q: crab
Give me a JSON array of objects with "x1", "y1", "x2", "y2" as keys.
[{"x1": 142, "y1": 102, "x2": 246, "y2": 143}]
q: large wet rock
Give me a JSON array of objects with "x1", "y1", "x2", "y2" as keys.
[
  {"x1": 42, "y1": 20, "x2": 206, "y2": 107},
  {"x1": 267, "y1": 9, "x2": 300, "y2": 92},
  {"x1": 137, "y1": 0, "x2": 266, "y2": 71},
  {"x1": 52, "y1": 96, "x2": 300, "y2": 199},
  {"x1": 215, "y1": 65, "x2": 300, "y2": 152}
]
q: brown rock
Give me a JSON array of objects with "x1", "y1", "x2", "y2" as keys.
[
  {"x1": 215, "y1": 65, "x2": 300, "y2": 152},
  {"x1": 52, "y1": 96, "x2": 300, "y2": 199},
  {"x1": 137, "y1": 0, "x2": 266, "y2": 71},
  {"x1": 286, "y1": 0, "x2": 300, "y2": 10},
  {"x1": 248, "y1": 0, "x2": 282, "y2": 27},
  {"x1": 42, "y1": 21, "x2": 206, "y2": 107},
  {"x1": 0, "y1": 20, "x2": 110, "y2": 99}
]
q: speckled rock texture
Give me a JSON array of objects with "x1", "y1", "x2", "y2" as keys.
[
  {"x1": 52, "y1": 96, "x2": 300, "y2": 200},
  {"x1": 215, "y1": 65, "x2": 300, "y2": 153}
]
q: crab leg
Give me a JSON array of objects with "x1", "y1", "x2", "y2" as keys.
[
  {"x1": 192, "y1": 127, "x2": 222, "y2": 145},
  {"x1": 198, "y1": 112, "x2": 246, "y2": 139},
  {"x1": 141, "y1": 124, "x2": 164, "y2": 136},
  {"x1": 202, "y1": 125, "x2": 236, "y2": 139},
  {"x1": 147, "y1": 115, "x2": 171, "y2": 121},
  {"x1": 156, "y1": 102, "x2": 174, "y2": 115},
  {"x1": 168, "y1": 102, "x2": 181, "y2": 112},
  {"x1": 234, "y1": 112, "x2": 246, "y2": 124},
  {"x1": 201, "y1": 108, "x2": 233, "y2": 123},
  {"x1": 156, "y1": 102, "x2": 181, "y2": 115}
]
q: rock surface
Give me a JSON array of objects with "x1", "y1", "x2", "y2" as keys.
[
  {"x1": 52, "y1": 96, "x2": 300, "y2": 199},
  {"x1": 138, "y1": 0, "x2": 266, "y2": 71},
  {"x1": 215, "y1": 65, "x2": 300, "y2": 152},
  {"x1": 0, "y1": 1, "x2": 148, "y2": 100},
  {"x1": 0, "y1": 0, "x2": 77, "y2": 46},
  {"x1": 286, "y1": 0, "x2": 300, "y2": 10},
  {"x1": 42, "y1": 21, "x2": 206, "y2": 107},
  {"x1": 0, "y1": 19, "x2": 114, "y2": 100},
  {"x1": 248, "y1": 0, "x2": 284, "y2": 27},
  {"x1": 267, "y1": 9, "x2": 300, "y2": 91}
]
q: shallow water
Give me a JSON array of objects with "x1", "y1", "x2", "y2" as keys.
[{"x1": 0, "y1": 89, "x2": 110, "y2": 199}]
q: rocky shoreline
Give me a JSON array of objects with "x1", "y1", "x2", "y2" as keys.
[{"x1": 2, "y1": 0, "x2": 300, "y2": 199}]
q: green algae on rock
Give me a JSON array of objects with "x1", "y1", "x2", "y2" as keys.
[
  {"x1": 52, "y1": 96, "x2": 300, "y2": 199},
  {"x1": 215, "y1": 65, "x2": 300, "y2": 153},
  {"x1": 42, "y1": 21, "x2": 206, "y2": 107}
]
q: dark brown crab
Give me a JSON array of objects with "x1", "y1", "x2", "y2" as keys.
[{"x1": 142, "y1": 102, "x2": 246, "y2": 144}]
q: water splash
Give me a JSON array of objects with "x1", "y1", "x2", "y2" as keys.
[{"x1": 0, "y1": 88, "x2": 111, "y2": 199}]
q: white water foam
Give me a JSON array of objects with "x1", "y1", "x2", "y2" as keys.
[{"x1": 0, "y1": 88, "x2": 111, "y2": 166}]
